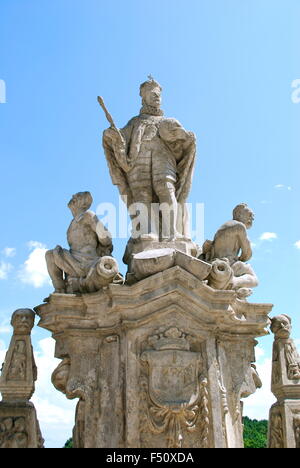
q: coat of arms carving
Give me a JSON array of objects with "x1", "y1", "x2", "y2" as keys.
[{"x1": 140, "y1": 327, "x2": 210, "y2": 448}]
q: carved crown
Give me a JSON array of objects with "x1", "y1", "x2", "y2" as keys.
[{"x1": 148, "y1": 327, "x2": 190, "y2": 351}]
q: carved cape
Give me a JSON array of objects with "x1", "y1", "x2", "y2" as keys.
[{"x1": 102, "y1": 115, "x2": 196, "y2": 208}]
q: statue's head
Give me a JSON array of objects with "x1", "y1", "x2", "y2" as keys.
[
  {"x1": 140, "y1": 77, "x2": 162, "y2": 109},
  {"x1": 11, "y1": 309, "x2": 35, "y2": 335},
  {"x1": 270, "y1": 314, "x2": 292, "y2": 339},
  {"x1": 68, "y1": 191, "x2": 93, "y2": 217},
  {"x1": 233, "y1": 203, "x2": 254, "y2": 229}
]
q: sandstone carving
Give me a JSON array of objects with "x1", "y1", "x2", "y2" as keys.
[
  {"x1": 268, "y1": 315, "x2": 300, "y2": 448},
  {"x1": 36, "y1": 264, "x2": 272, "y2": 448},
  {"x1": 139, "y1": 327, "x2": 209, "y2": 448},
  {"x1": 46, "y1": 191, "x2": 122, "y2": 294},
  {"x1": 101, "y1": 77, "x2": 199, "y2": 276},
  {"x1": 0, "y1": 309, "x2": 37, "y2": 401},
  {"x1": 102, "y1": 77, "x2": 196, "y2": 242},
  {"x1": 132, "y1": 248, "x2": 211, "y2": 281},
  {"x1": 0, "y1": 309, "x2": 44, "y2": 448},
  {"x1": 31, "y1": 80, "x2": 275, "y2": 448},
  {"x1": 294, "y1": 415, "x2": 300, "y2": 448},
  {"x1": 201, "y1": 203, "x2": 258, "y2": 299}
]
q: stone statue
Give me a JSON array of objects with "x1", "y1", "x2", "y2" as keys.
[
  {"x1": 270, "y1": 315, "x2": 300, "y2": 381},
  {"x1": 102, "y1": 77, "x2": 196, "y2": 242},
  {"x1": 201, "y1": 203, "x2": 258, "y2": 299},
  {"x1": 268, "y1": 315, "x2": 300, "y2": 448},
  {"x1": 0, "y1": 309, "x2": 44, "y2": 448},
  {"x1": 0, "y1": 309, "x2": 37, "y2": 400},
  {"x1": 46, "y1": 191, "x2": 122, "y2": 294}
]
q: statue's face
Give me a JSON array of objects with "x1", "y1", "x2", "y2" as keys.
[
  {"x1": 238, "y1": 207, "x2": 254, "y2": 229},
  {"x1": 68, "y1": 193, "x2": 81, "y2": 216},
  {"x1": 271, "y1": 315, "x2": 291, "y2": 338},
  {"x1": 68, "y1": 192, "x2": 92, "y2": 217},
  {"x1": 12, "y1": 311, "x2": 34, "y2": 335},
  {"x1": 143, "y1": 86, "x2": 162, "y2": 108}
]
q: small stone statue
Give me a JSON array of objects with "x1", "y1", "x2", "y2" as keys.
[
  {"x1": 271, "y1": 315, "x2": 300, "y2": 381},
  {"x1": 201, "y1": 203, "x2": 258, "y2": 299},
  {"x1": 0, "y1": 309, "x2": 37, "y2": 401},
  {"x1": 268, "y1": 315, "x2": 300, "y2": 448},
  {"x1": 0, "y1": 309, "x2": 44, "y2": 448},
  {"x1": 46, "y1": 191, "x2": 122, "y2": 293}
]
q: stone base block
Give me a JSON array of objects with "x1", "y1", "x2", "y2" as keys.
[
  {"x1": 268, "y1": 400, "x2": 300, "y2": 448},
  {"x1": 0, "y1": 401, "x2": 44, "y2": 448}
]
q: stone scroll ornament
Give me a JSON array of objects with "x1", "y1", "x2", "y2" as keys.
[
  {"x1": 200, "y1": 203, "x2": 258, "y2": 300},
  {"x1": 45, "y1": 191, "x2": 123, "y2": 294},
  {"x1": 139, "y1": 327, "x2": 210, "y2": 448}
]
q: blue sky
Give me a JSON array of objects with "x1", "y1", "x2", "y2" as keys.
[{"x1": 0, "y1": 0, "x2": 299, "y2": 448}]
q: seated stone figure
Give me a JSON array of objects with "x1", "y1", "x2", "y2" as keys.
[
  {"x1": 200, "y1": 203, "x2": 258, "y2": 299},
  {"x1": 46, "y1": 191, "x2": 120, "y2": 294}
]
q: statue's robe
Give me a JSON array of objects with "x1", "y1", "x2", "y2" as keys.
[{"x1": 102, "y1": 111, "x2": 196, "y2": 236}]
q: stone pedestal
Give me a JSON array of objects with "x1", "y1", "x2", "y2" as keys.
[
  {"x1": 267, "y1": 315, "x2": 300, "y2": 448},
  {"x1": 0, "y1": 401, "x2": 44, "y2": 448},
  {"x1": 35, "y1": 266, "x2": 272, "y2": 448},
  {"x1": 268, "y1": 400, "x2": 300, "y2": 448}
]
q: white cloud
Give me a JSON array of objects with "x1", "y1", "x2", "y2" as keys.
[
  {"x1": 0, "y1": 261, "x2": 13, "y2": 280},
  {"x1": 2, "y1": 247, "x2": 16, "y2": 258},
  {"x1": 259, "y1": 232, "x2": 278, "y2": 241},
  {"x1": 294, "y1": 241, "x2": 300, "y2": 250},
  {"x1": 274, "y1": 184, "x2": 292, "y2": 191},
  {"x1": 18, "y1": 241, "x2": 50, "y2": 288}
]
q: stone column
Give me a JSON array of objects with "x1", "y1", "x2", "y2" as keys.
[
  {"x1": 268, "y1": 314, "x2": 300, "y2": 448},
  {"x1": 0, "y1": 309, "x2": 44, "y2": 448}
]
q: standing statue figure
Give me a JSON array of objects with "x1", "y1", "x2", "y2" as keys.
[
  {"x1": 201, "y1": 203, "x2": 258, "y2": 299},
  {"x1": 102, "y1": 77, "x2": 196, "y2": 242},
  {"x1": 46, "y1": 191, "x2": 121, "y2": 294},
  {"x1": 270, "y1": 315, "x2": 300, "y2": 381}
]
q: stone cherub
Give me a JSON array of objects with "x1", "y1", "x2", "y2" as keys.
[
  {"x1": 201, "y1": 203, "x2": 258, "y2": 299},
  {"x1": 102, "y1": 77, "x2": 196, "y2": 241},
  {"x1": 46, "y1": 191, "x2": 121, "y2": 294}
]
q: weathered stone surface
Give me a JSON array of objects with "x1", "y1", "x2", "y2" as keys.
[
  {"x1": 101, "y1": 77, "x2": 198, "y2": 277},
  {"x1": 0, "y1": 309, "x2": 37, "y2": 402},
  {"x1": 36, "y1": 266, "x2": 272, "y2": 448},
  {"x1": 268, "y1": 315, "x2": 300, "y2": 448},
  {"x1": 131, "y1": 248, "x2": 211, "y2": 281},
  {"x1": 200, "y1": 203, "x2": 258, "y2": 300},
  {"x1": 45, "y1": 191, "x2": 122, "y2": 294},
  {"x1": 0, "y1": 309, "x2": 44, "y2": 448},
  {"x1": 0, "y1": 402, "x2": 44, "y2": 448}
]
